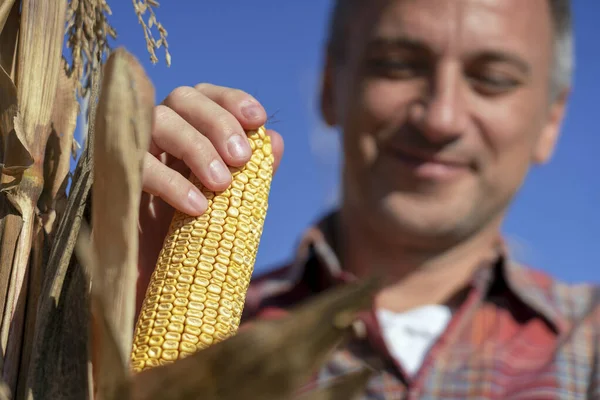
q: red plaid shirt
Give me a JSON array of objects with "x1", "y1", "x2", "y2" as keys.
[{"x1": 242, "y1": 211, "x2": 600, "y2": 399}]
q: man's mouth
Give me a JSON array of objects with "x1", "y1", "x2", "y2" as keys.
[{"x1": 388, "y1": 146, "x2": 470, "y2": 181}]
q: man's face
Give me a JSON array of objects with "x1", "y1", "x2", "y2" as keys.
[{"x1": 322, "y1": 0, "x2": 568, "y2": 247}]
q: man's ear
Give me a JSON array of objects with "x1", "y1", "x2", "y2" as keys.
[
  {"x1": 320, "y1": 54, "x2": 337, "y2": 127},
  {"x1": 533, "y1": 88, "x2": 570, "y2": 164}
]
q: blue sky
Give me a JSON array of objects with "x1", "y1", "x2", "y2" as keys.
[{"x1": 84, "y1": 1, "x2": 598, "y2": 283}]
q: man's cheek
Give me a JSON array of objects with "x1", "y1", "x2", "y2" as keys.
[
  {"x1": 362, "y1": 83, "x2": 400, "y2": 119},
  {"x1": 485, "y1": 152, "x2": 532, "y2": 199}
]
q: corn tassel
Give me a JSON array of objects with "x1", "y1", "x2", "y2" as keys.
[{"x1": 131, "y1": 126, "x2": 274, "y2": 372}]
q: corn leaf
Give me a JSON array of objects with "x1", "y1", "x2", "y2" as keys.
[
  {"x1": 296, "y1": 369, "x2": 372, "y2": 400},
  {"x1": 16, "y1": 0, "x2": 67, "y2": 147},
  {"x1": 13, "y1": 213, "x2": 46, "y2": 400},
  {"x1": 24, "y1": 69, "x2": 101, "y2": 400},
  {"x1": 76, "y1": 222, "x2": 130, "y2": 400},
  {"x1": 130, "y1": 278, "x2": 378, "y2": 400},
  {"x1": 0, "y1": 65, "x2": 28, "y2": 368},
  {"x1": 0, "y1": 0, "x2": 16, "y2": 34},
  {"x1": 91, "y1": 295, "x2": 131, "y2": 400},
  {"x1": 0, "y1": 379, "x2": 9, "y2": 400},
  {"x1": 0, "y1": 0, "x2": 18, "y2": 78},
  {"x1": 15, "y1": 56, "x2": 80, "y2": 397},
  {"x1": 0, "y1": 65, "x2": 31, "y2": 180},
  {"x1": 0, "y1": 205, "x2": 21, "y2": 377},
  {"x1": 39, "y1": 58, "x2": 80, "y2": 236},
  {"x1": 89, "y1": 46, "x2": 154, "y2": 392}
]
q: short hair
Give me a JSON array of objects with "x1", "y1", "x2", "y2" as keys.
[
  {"x1": 326, "y1": 0, "x2": 574, "y2": 98},
  {"x1": 548, "y1": 0, "x2": 574, "y2": 97}
]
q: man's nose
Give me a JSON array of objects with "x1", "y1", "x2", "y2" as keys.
[{"x1": 411, "y1": 62, "x2": 468, "y2": 143}]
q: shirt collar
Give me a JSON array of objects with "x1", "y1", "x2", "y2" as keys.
[
  {"x1": 257, "y1": 209, "x2": 570, "y2": 334},
  {"x1": 502, "y1": 258, "x2": 572, "y2": 333}
]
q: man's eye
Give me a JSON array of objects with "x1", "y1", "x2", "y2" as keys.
[
  {"x1": 367, "y1": 59, "x2": 427, "y2": 78},
  {"x1": 469, "y1": 73, "x2": 521, "y2": 95}
]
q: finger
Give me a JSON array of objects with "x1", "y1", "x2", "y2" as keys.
[
  {"x1": 163, "y1": 86, "x2": 253, "y2": 168},
  {"x1": 265, "y1": 129, "x2": 284, "y2": 173},
  {"x1": 158, "y1": 127, "x2": 283, "y2": 177},
  {"x1": 151, "y1": 104, "x2": 233, "y2": 192},
  {"x1": 194, "y1": 83, "x2": 267, "y2": 130},
  {"x1": 142, "y1": 152, "x2": 208, "y2": 216},
  {"x1": 162, "y1": 156, "x2": 190, "y2": 181}
]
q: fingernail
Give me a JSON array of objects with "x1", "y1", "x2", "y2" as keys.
[
  {"x1": 241, "y1": 101, "x2": 262, "y2": 120},
  {"x1": 209, "y1": 159, "x2": 231, "y2": 184},
  {"x1": 187, "y1": 188, "x2": 207, "y2": 214},
  {"x1": 227, "y1": 134, "x2": 251, "y2": 159}
]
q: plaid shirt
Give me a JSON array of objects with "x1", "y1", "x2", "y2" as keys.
[{"x1": 242, "y1": 211, "x2": 600, "y2": 399}]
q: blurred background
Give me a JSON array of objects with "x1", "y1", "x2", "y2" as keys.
[{"x1": 79, "y1": 1, "x2": 599, "y2": 283}]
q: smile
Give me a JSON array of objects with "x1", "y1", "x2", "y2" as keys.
[{"x1": 388, "y1": 147, "x2": 470, "y2": 181}]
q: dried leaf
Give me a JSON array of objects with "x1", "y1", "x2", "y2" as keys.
[
  {"x1": 24, "y1": 69, "x2": 102, "y2": 400},
  {"x1": 296, "y1": 369, "x2": 372, "y2": 400},
  {"x1": 76, "y1": 223, "x2": 130, "y2": 400},
  {"x1": 0, "y1": 66, "x2": 32, "y2": 178},
  {"x1": 13, "y1": 212, "x2": 54, "y2": 400},
  {"x1": 91, "y1": 296, "x2": 131, "y2": 400},
  {"x1": 0, "y1": 0, "x2": 19, "y2": 79},
  {"x1": 16, "y1": 0, "x2": 68, "y2": 156},
  {"x1": 39, "y1": 57, "x2": 80, "y2": 236},
  {"x1": 0, "y1": 0, "x2": 16, "y2": 33},
  {"x1": 0, "y1": 188, "x2": 35, "y2": 391},
  {"x1": 131, "y1": 278, "x2": 379, "y2": 400},
  {"x1": 0, "y1": 378, "x2": 10, "y2": 400},
  {"x1": 24, "y1": 248, "x2": 90, "y2": 400},
  {"x1": 91, "y1": 46, "x2": 154, "y2": 370},
  {"x1": 0, "y1": 208, "x2": 22, "y2": 366}
]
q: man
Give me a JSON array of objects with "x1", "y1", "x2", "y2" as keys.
[{"x1": 137, "y1": 0, "x2": 599, "y2": 397}]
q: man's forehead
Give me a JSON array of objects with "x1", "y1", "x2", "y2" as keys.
[{"x1": 360, "y1": 0, "x2": 553, "y2": 55}]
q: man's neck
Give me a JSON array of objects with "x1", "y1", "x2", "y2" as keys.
[{"x1": 336, "y1": 207, "x2": 503, "y2": 314}]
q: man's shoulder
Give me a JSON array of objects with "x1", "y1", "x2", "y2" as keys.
[
  {"x1": 242, "y1": 260, "x2": 306, "y2": 321},
  {"x1": 251, "y1": 261, "x2": 297, "y2": 284},
  {"x1": 510, "y1": 262, "x2": 600, "y2": 326}
]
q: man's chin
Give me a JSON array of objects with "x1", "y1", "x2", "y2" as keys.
[{"x1": 375, "y1": 198, "x2": 474, "y2": 243}]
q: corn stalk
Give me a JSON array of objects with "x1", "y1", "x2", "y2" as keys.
[
  {"x1": 0, "y1": 1, "x2": 377, "y2": 399},
  {"x1": 0, "y1": 1, "x2": 68, "y2": 394}
]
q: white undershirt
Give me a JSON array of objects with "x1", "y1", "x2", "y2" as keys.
[{"x1": 376, "y1": 305, "x2": 452, "y2": 376}]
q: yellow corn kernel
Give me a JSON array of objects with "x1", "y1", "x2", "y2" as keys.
[{"x1": 131, "y1": 126, "x2": 274, "y2": 372}]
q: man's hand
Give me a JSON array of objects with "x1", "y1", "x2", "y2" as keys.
[{"x1": 137, "y1": 83, "x2": 284, "y2": 309}]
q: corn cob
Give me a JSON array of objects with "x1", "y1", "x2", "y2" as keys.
[{"x1": 130, "y1": 126, "x2": 274, "y2": 372}]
